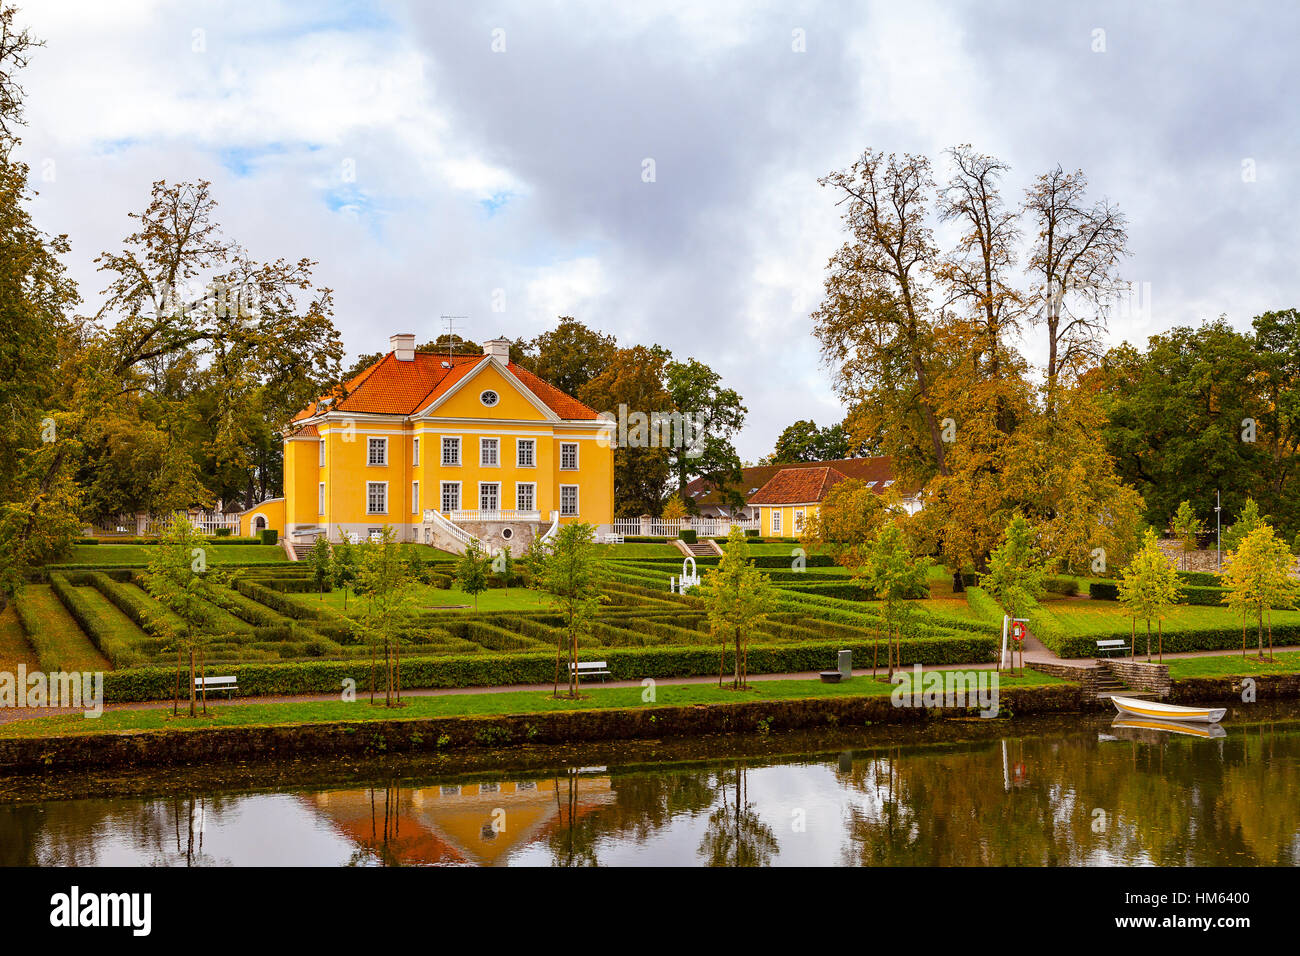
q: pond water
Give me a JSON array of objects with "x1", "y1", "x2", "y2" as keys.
[{"x1": 2, "y1": 704, "x2": 1298, "y2": 866}]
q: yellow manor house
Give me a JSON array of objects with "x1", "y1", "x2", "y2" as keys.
[{"x1": 243, "y1": 334, "x2": 615, "y2": 552}]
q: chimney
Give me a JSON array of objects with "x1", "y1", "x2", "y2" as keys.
[
  {"x1": 484, "y1": 336, "x2": 511, "y2": 363},
  {"x1": 390, "y1": 333, "x2": 416, "y2": 361}
]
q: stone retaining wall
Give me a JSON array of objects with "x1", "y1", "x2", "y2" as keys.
[
  {"x1": 1028, "y1": 661, "x2": 1107, "y2": 695},
  {"x1": 0, "y1": 684, "x2": 1091, "y2": 773},
  {"x1": 1105, "y1": 659, "x2": 1172, "y2": 697}
]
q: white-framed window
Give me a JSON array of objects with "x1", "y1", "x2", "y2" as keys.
[
  {"x1": 318, "y1": 439, "x2": 325, "y2": 467},
  {"x1": 560, "y1": 442, "x2": 579, "y2": 470},
  {"x1": 517, "y1": 438, "x2": 536, "y2": 468},
  {"x1": 411, "y1": 480, "x2": 419, "y2": 514},
  {"x1": 794, "y1": 509, "x2": 805, "y2": 532},
  {"x1": 318, "y1": 482, "x2": 325, "y2": 515},
  {"x1": 367, "y1": 437, "x2": 387, "y2": 466},
  {"x1": 480, "y1": 389, "x2": 500, "y2": 408},
  {"x1": 560, "y1": 484, "x2": 579, "y2": 516},
  {"x1": 441, "y1": 436, "x2": 460, "y2": 466},
  {"x1": 516, "y1": 482, "x2": 535, "y2": 512},
  {"x1": 413, "y1": 437, "x2": 420, "y2": 466},
  {"x1": 479, "y1": 482, "x2": 500, "y2": 511},
  {"x1": 366, "y1": 481, "x2": 388, "y2": 514},
  {"x1": 480, "y1": 437, "x2": 499, "y2": 467},
  {"x1": 441, "y1": 481, "x2": 460, "y2": 513},
  {"x1": 771, "y1": 509, "x2": 782, "y2": 535}
]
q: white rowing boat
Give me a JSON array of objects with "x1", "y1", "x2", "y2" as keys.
[{"x1": 1109, "y1": 695, "x2": 1226, "y2": 723}]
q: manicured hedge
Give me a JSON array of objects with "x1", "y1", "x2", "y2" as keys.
[
  {"x1": 963, "y1": 586, "x2": 1004, "y2": 625},
  {"x1": 1043, "y1": 576, "x2": 1079, "y2": 597},
  {"x1": 72, "y1": 536, "x2": 265, "y2": 546},
  {"x1": 97, "y1": 633, "x2": 1001, "y2": 703},
  {"x1": 48, "y1": 573, "x2": 145, "y2": 669},
  {"x1": 13, "y1": 593, "x2": 69, "y2": 672},
  {"x1": 1178, "y1": 570, "x2": 1222, "y2": 587},
  {"x1": 1089, "y1": 580, "x2": 1119, "y2": 600}
]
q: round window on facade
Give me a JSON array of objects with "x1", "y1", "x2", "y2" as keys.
[
  {"x1": 480, "y1": 389, "x2": 499, "y2": 407},
  {"x1": 501, "y1": 527, "x2": 514, "y2": 540}
]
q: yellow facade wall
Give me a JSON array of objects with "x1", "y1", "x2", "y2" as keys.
[{"x1": 761, "y1": 503, "x2": 819, "y2": 538}]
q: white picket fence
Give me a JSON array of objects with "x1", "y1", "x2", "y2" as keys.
[{"x1": 612, "y1": 516, "x2": 760, "y2": 538}]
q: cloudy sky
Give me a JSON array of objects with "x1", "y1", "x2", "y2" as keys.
[{"x1": 13, "y1": 0, "x2": 1299, "y2": 461}]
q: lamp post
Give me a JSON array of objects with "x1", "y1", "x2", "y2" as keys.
[{"x1": 1215, "y1": 490, "x2": 1222, "y2": 571}]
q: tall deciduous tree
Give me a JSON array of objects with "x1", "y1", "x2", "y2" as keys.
[
  {"x1": 354, "y1": 527, "x2": 417, "y2": 706},
  {"x1": 455, "y1": 539, "x2": 491, "y2": 610},
  {"x1": 579, "y1": 344, "x2": 673, "y2": 516},
  {"x1": 142, "y1": 516, "x2": 235, "y2": 717},
  {"x1": 0, "y1": 3, "x2": 81, "y2": 608},
  {"x1": 1023, "y1": 165, "x2": 1128, "y2": 413},
  {"x1": 697, "y1": 526, "x2": 776, "y2": 690},
  {"x1": 663, "y1": 357, "x2": 746, "y2": 513},
  {"x1": 522, "y1": 317, "x2": 617, "y2": 398},
  {"x1": 535, "y1": 522, "x2": 603, "y2": 698},
  {"x1": 1171, "y1": 500, "x2": 1201, "y2": 571},
  {"x1": 857, "y1": 521, "x2": 930, "y2": 681},
  {"x1": 814, "y1": 149, "x2": 949, "y2": 483},
  {"x1": 1118, "y1": 529, "x2": 1182, "y2": 660},
  {"x1": 767, "y1": 419, "x2": 853, "y2": 463},
  {"x1": 1222, "y1": 524, "x2": 1298, "y2": 660},
  {"x1": 981, "y1": 515, "x2": 1046, "y2": 622}
]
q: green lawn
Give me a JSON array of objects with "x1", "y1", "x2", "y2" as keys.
[
  {"x1": 1047, "y1": 600, "x2": 1300, "y2": 638},
  {"x1": 1166, "y1": 650, "x2": 1300, "y2": 679},
  {"x1": 16, "y1": 585, "x2": 110, "y2": 671},
  {"x1": 0, "y1": 668, "x2": 1061, "y2": 739},
  {"x1": 0, "y1": 606, "x2": 37, "y2": 672},
  {"x1": 62, "y1": 544, "x2": 289, "y2": 565},
  {"x1": 291, "y1": 582, "x2": 556, "y2": 615}
]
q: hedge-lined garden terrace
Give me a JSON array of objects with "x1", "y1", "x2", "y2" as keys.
[{"x1": 8, "y1": 538, "x2": 1002, "y2": 703}]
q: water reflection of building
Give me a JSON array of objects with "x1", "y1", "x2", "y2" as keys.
[{"x1": 302, "y1": 777, "x2": 616, "y2": 866}]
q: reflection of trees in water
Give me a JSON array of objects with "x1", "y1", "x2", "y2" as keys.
[
  {"x1": 697, "y1": 765, "x2": 778, "y2": 867},
  {"x1": 346, "y1": 781, "x2": 408, "y2": 867},
  {"x1": 542, "y1": 765, "x2": 718, "y2": 866},
  {"x1": 0, "y1": 794, "x2": 230, "y2": 866},
  {"x1": 836, "y1": 729, "x2": 1300, "y2": 866}
]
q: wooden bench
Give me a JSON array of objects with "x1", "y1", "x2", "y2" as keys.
[
  {"x1": 1095, "y1": 639, "x2": 1127, "y2": 658},
  {"x1": 568, "y1": 661, "x2": 612, "y2": 683},
  {"x1": 195, "y1": 675, "x2": 238, "y2": 698}
]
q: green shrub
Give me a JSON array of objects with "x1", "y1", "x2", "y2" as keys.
[
  {"x1": 1089, "y1": 581, "x2": 1119, "y2": 600},
  {"x1": 214, "y1": 527, "x2": 232, "y2": 537},
  {"x1": 678, "y1": 529, "x2": 698, "y2": 544},
  {"x1": 1043, "y1": 576, "x2": 1079, "y2": 596},
  {"x1": 260, "y1": 528, "x2": 279, "y2": 545},
  {"x1": 97, "y1": 633, "x2": 1000, "y2": 703},
  {"x1": 963, "y1": 586, "x2": 1004, "y2": 625},
  {"x1": 48, "y1": 573, "x2": 145, "y2": 668},
  {"x1": 1177, "y1": 570, "x2": 1222, "y2": 587},
  {"x1": 744, "y1": 529, "x2": 759, "y2": 538}
]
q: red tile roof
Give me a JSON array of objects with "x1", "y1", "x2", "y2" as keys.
[
  {"x1": 747, "y1": 466, "x2": 852, "y2": 505},
  {"x1": 292, "y1": 351, "x2": 599, "y2": 422},
  {"x1": 684, "y1": 456, "x2": 915, "y2": 507}
]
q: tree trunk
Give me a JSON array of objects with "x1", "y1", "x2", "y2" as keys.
[
  {"x1": 1157, "y1": 621, "x2": 1163, "y2": 664},
  {"x1": 173, "y1": 648, "x2": 181, "y2": 717},
  {"x1": 188, "y1": 649, "x2": 197, "y2": 718},
  {"x1": 200, "y1": 650, "x2": 207, "y2": 716},
  {"x1": 1145, "y1": 621, "x2": 1151, "y2": 661}
]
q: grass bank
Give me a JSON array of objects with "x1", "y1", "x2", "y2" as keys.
[{"x1": 0, "y1": 669, "x2": 1060, "y2": 740}]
